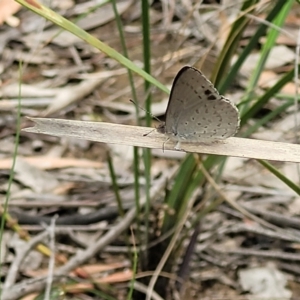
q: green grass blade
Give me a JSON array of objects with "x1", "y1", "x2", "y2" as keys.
[
  {"x1": 242, "y1": 100, "x2": 293, "y2": 137},
  {"x1": 219, "y1": 1, "x2": 287, "y2": 94},
  {"x1": 241, "y1": 66, "x2": 300, "y2": 126},
  {"x1": 0, "y1": 64, "x2": 23, "y2": 295},
  {"x1": 259, "y1": 160, "x2": 300, "y2": 195},
  {"x1": 107, "y1": 153, "x2": 125, "y2": 216},
  {"x1": 241, "y1": 0, "x2": 294, "y2": 115},
  {"x1": 141, "y1": 0, "x2": 152, "y2": 266},
  {"x1": 16, "y1": 0, "x2": 169, "y2": 94},
  {"x1": 110, "y1": 0, "x2": 139, "y2": 120},
  {"x1": 162, "y1": 155, "x2": 197, "y2": 234},
  {"x1": 212, "y1": 0, "x2": 258, "y2": 87}
]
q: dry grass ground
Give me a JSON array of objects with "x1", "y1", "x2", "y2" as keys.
[{"x1": 1, "y1": 1, "x2": 300, "y2": 299}]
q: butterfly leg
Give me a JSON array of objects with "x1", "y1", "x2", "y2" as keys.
[
  {"x1": 162, "y1": 137, "x2": 170, "y2": 152},
  {"x1": 174, "y1": 141, "x2": 182, "y2": 150},
  {"x1": 143, "y1": 128, "x2": 156, "y2": 136}
]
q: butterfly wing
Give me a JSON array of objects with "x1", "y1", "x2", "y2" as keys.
[{"x1": 164, "y1": 66, "x2": 240, "y2": 142}]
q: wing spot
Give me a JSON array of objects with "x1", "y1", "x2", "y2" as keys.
[
  {"x1": 196, "y1": 109, "x2": 200, "y2": 114},
  {"x1": 207, "y1": 95, "x2": 217, "y2": 100}
]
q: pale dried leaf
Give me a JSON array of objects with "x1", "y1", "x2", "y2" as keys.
[
  {"x1": 23, "y1": 118, "x2": 300, "y2": 163},
  {"x1": 0, "y1": 0, "x2": 21, "y2": 26},
  {"x1": 238, "y1": 263, "x2": 292, "y2": 299}
]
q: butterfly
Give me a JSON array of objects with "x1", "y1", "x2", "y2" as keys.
[{"x1": 157, "y1": 66, "x2": 240, "y2": 149}]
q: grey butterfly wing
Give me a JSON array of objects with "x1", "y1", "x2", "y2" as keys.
[{"x1": 163, "y1": 66, "x2": 240, "y2": 142}]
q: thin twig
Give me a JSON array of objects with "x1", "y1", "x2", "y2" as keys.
[
  {"x1": 4, "y1": 230, "x2": 49, "y2": 290},
  {"x1": 4, "y1": 167, "x2": 178, "y2": 300},
  {"x1": 199, "y1": 162, "x2": 283, "y2": 231}
]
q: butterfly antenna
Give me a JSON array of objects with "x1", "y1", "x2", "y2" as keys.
[
  {"x1": 143, "y1": 128, "x2": 156, "y2": 137},
  {"x1": 129, "y1": 99, "x2": 161, "y2": 122}
]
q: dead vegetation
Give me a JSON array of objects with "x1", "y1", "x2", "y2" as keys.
[{"x1": 1, "y1": 0, "x2": 300, "y2": 299}]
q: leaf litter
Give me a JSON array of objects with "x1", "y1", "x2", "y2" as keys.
[{"x1": 1, "y1": 1, "x2": 300, "y2": 299}]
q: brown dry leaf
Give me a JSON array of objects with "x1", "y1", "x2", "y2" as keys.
[
  {"x1": 54, "y1": 182, "x2": 77, "y2": 195},
  {"x1": 20, "y1": 294, "x2": 39, "y2": 300},
  {"x1": 238, "y1": 45, "x2": 295, "y2": 81},
  {"x1": 0, "y1": 0, "x2": 21, "y2": 26},
  {"x1": 63, "y1": 282, "x2": 95, "y2": 294},
  {"x1": 63, "y1": 272, "x2": 135, "y2": 295},
  {"x1": 285, "y1": 9, "x2": 300, "y2": 26},
  {"x1": 25, "y1": 262, "x2": 129, "y2": 278},
  {"x1": 280, "y1": 82, "x2": 300, "y2": 95},
  {"x1": 13, "y1": 158, "x2": 60, "y2": 193},
  {"x1": 79, "y1": 262, "x2": 130, "y2": 277},
  {"x1": 0, "y1": 156, "x2": 103, "y2": 170},
  {"x1": 96, "y1": 269, "x2": 133, "y2": 283},
  {"x1": 258, "y1": 70, "x2": 300, "y2": 95},
  {"x1": 258, "y1": 70, "x2": 279, "y2": 89},
  {"x1": 276, "y1": 32, "x2": 297, "y2": 47},
  {"x1": 288, "y1": 198, "x2": 300, "y2": 215}
]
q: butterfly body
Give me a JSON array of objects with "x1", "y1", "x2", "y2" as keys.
[{"x1": 157, "y1": 66, "x2": 240, "y2": 149}]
